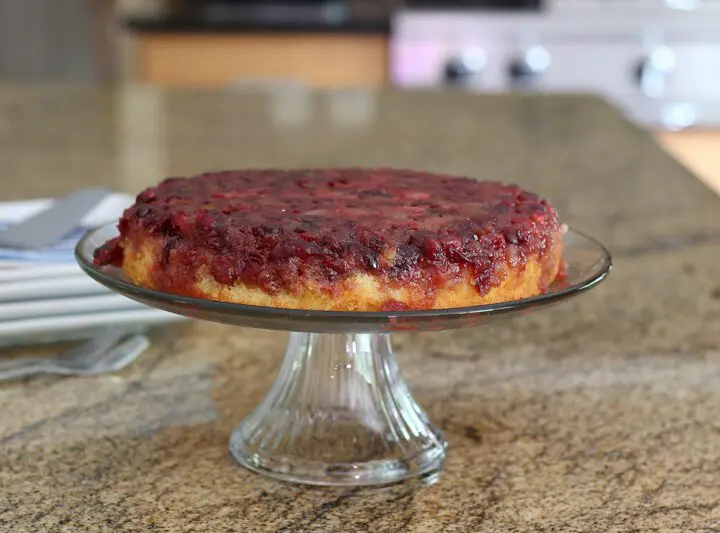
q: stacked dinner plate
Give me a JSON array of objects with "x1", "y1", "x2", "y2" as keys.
[{"x1": 0, "y1": 193, "x2": 185, "y2": 347}]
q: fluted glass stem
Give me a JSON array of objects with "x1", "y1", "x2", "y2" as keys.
[{"x1": 229, "y1": 332, "x2": 447, "y2": 486}]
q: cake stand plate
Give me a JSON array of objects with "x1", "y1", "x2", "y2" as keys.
[{"x1": 77, "y1": 224, "x2": 611, "y2": 486}]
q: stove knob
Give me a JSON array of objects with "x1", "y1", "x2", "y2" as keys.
[
  {"x1": 507, "y1": 46, "x2": 550, "y2": 87},
  {"x1": 634, "y1": 46, "x2": 676, "y2": 97},
  {"x1": 443, "y1": 49, "x2": 486, "y2": 87}
]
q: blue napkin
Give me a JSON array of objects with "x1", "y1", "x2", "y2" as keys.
[
  {"x1": 0, "y1": 223, "x2": 87, "y2": 263},
  {"x1": 0, "y1": 193, "x2": 133, "y2": 266}
]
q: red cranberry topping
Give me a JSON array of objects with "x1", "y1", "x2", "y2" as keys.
[
  {"x1": 93, "y1": 237, "x2": 123, "y2": 267},
  {"x1": 95, "y1": 169, "x2": 560, "y2": 296}
]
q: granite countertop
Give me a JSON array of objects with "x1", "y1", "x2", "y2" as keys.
[{"x1": 2, "y1": 86, "x2": 720, "y2": 531}]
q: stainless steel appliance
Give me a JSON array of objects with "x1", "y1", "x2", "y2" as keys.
[{"x1": 392, "y1": 2, "x2": 720, "y2": 128}]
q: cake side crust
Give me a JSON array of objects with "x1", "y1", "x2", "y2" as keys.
[{"x1": 121, "y1": 231, "x2": 564, "y2": 311}]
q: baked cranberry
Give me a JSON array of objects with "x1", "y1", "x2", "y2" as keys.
[
  {"x1": 211, "y1": 254, "x2": 244, "y2": 285},
  {"x1": 93, "y1": 237, "x2": 123, "y2": 267}
]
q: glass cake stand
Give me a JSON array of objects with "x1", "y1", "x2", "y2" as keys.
[{"x1": 77, "y1": 224, "x2": 611, "y2": 487}]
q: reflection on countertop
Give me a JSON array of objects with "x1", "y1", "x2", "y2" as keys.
[{"x1": 1, "y1": 85, "x2": 720, "y2": 531}]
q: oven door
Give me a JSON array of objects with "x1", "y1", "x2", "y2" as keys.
[{"x1": 404, "y1": 0, "x2": 542, "y2": 9}]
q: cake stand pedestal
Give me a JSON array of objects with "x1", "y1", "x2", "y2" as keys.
[
  {"x1": 230, "y1": 332, "x2": 445, "y2": 485},
  {"x1": 77, "y1": 224, "x2": 611, "y2": 486}
]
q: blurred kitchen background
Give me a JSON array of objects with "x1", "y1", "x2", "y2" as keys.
[{"x1": 0, "y1": 0, "x2": 718, "y2": 187}]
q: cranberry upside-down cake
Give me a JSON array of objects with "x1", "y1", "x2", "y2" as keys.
[{"x1": 94, "y1": 169, "x2": 565, "y2": 311}]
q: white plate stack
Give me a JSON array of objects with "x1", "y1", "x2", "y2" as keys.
[{"x1": 0, "y1": 194, "x2": 186, "y2": 347}]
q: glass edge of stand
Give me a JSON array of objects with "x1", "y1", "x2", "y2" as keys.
[{"x1": 75, "y1": 223, "x2": 612, "y2": 329}]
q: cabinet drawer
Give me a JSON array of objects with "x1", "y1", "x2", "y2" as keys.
[{"x1": 135, "y1": 33, "x2": 389, "y2": 88}]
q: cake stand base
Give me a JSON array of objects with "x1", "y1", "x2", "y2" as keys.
[{"x1": 229, "y1": 332, "x2": 447, "y2": 486}]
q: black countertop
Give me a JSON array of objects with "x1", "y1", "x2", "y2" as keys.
[{"x1": 126, "y1": 15, "x2": 391, "y2": 34}]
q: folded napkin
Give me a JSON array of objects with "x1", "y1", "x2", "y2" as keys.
[
  {"x1": 0, "y1": 193, "x2": 134, "y2": 266},
  {"x1": 0, "y1": 192, "x2": 186, "y2": 347}
]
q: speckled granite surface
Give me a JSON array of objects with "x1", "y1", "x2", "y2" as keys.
[{"x1": 1, "y1": 87, "x2": 720, "y2": 532}]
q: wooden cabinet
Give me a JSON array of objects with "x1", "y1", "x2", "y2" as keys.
[
  {"x1": 135, "y1": 33, "x2": 389, "y2": 88},
  {"x1": 655, "y1": 130, "x2": 720, "y2": 193}
]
